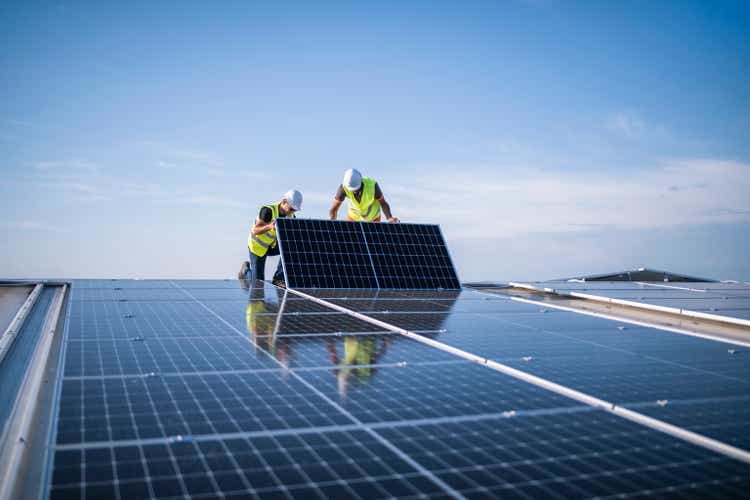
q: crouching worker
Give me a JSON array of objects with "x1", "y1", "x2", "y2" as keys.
[{"x1": 239, "y1": 189, "x2": 302, "y2": 287}]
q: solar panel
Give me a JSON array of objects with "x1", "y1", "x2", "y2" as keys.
[
  {"x1": 274, "y1": 219, "x2": 378, "y2": 289},
  {"x1": 515, "y1": 280, "x2": 750, "y2": 324},
  {"x1": 33, "y1": 280, "x2": 750, "y2": 500},
  {"x1": 361, "y1": 222, "x2": 460, "y2": 290},
  {"x1": 331, "y1": 290, "x2": 750, "y2": 446},
  {"x1": 275, "y1": 219, "x2": 460, "y2": 289}
]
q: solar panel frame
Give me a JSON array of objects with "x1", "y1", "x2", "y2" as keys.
[{"x1": 275, "y1": 219, "x2": 460, "y2": 290}]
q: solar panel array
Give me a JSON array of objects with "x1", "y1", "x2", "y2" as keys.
[
  {"x1": 514, "y1": 280, "x2": 750, "y2": 322},
  {"x1": 275, "y1": 219, "x2": 460, "y2": 289},
  {"x1": 43, "y1": 279, "x2": 750, "y2": 499}
]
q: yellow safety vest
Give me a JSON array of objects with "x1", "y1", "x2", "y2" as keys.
[
  {"x1": 248, "y1": 202, "x2": 295, "y2": 257},
  {"x1": 343, "y1": 177, "x2": 381, "y2": 221},
  {"x1": 342, "y1": 336, "x2": 376, "y2": 378},
  {"x1": 246, "y1": 300, "x2": 276, "y2": 338}
]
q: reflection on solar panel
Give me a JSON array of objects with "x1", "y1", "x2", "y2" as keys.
[
  {"x1": 2, "y1": 275, "x2": 750, "y2": 499},
  {"x1": 276, "y1": 219, "x2": 460, "y2": 289}
]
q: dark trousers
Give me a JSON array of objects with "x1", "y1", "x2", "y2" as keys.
[{"x1": 247, "y1": 246, "x2": 284, "y2": 282}]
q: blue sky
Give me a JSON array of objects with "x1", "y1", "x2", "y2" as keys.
[{"x1": 2, "y1": 0, "x2": 749, "y2": 281}]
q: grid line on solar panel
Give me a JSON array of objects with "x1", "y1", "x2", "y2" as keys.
[
  {"x1": 358, "y1": 309, "x2": 750, "y2": 401},
  {"x1": 286, "y1": 287, "x2": 750, "y2": 465},
  {"x1": 62, "y1": 360, "x2": 470, "y2": 383},
  {"x1": 373, "y1": 412, "x2": 750, "y2": 499},
  {"x1": 310, "y1": 290, "x2": 750, "y2": 456},
  {"x1": 360, "y1": 222, "x2": 460, "y2": 290},
  {"x1": 47, "y1": 282, "x2": 746, "y2": 498},
  {"x1": 293, "y1": 362, "x2": 581, "y2": 424},
  {"x1": 55, "y1": 372, "x2": 355, "y2": 445},
  {"x1": 51, "y1": 430, "x2": 453, "y2": 500},
  {"x1": 630, "y1": 396, "x2": 750, "y2": 451},
  {"x1": 275, "y1": 218, "x2": 460, "y2": 289},
  {"x1": 50, "y1": 411, "x2": 750, "y2": 499},
  {"x1": 168, "y1": 281, "x2": 467, "y2": 497},
  {"x1": 276, "y1": 218, "x2": 379, "y2": 289}
]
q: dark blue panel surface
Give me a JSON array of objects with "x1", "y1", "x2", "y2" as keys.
[
  {"x1": 45, "y1": 280, "x2": 750, "y2": 500},
  {"x1": 276, "y1": 218, "x2": 379, "y2": 289},
  {"x1": 376, "y1": 412, "x2": 750, "y2": 498},
  {"x1": 276, "y1": 219, "x2": 459, "y2": 289},
  {"x1": 51, "y1": 430, "x2": 445, "y2": 500},
  {"x1": 360, "y1": 221, "x2": 460, "y2": 290}
]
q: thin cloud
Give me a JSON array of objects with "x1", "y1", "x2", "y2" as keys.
[
  {"x1": 33, "y1": 159, "x2": 99, "y2": 172},
  {"x1": 3, "y1": 220, "x2": 70, "y2": 234},
  {"x1": 606, "y1": 111, "x2": 647, "y2": 138},
  {"x1": 390, "y1": 158, "x2": 750, "y2": 238},
  {"x1": 138, "y1": 140, "x2": 223, "y2": 166},
  {"x1": 181, "y1": 195, "x2": 245, "y2": 209}
]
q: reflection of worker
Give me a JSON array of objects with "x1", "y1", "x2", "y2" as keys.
[
  {"x1": 239, "y1": 190, "x2": 303, "y2": 287},
  {"x1": 327, "y1": 335, "x2": 391, "y2": 397},
  {"x1": 244, "y1": 284, "x2": 291, "y2": 370},
  {"x1": 329, "y1": 169, "x2": 399, "y2": 222}
]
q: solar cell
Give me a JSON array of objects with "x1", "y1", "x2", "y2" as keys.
[{"x1": 275, "y1": 219, "x2": 460, "y2": 289}]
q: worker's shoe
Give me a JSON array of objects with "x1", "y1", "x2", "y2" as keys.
[
  {"x1": 272, "y1": 279, "x2": 286, "y2": 289},
  {"x1": 238, "y1": 261, "x2": 250, "y2": 280}
]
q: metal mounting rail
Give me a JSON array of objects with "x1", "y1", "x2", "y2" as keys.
[
  {"x1": 509, "y1": 281, "x2": 750, "y2": 328},
  {"x1": 286, "y1": 286, "x2": 750, "y2": 466},
  {"x1": 0, "y1": 285, "x2": 67, "y2": 500},
  {"x1": 0, "y1": 284, "x2": 43, "y2": 366}
]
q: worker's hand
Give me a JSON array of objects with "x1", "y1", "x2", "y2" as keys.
[
  {"x1": 387, "y1": 217, "x2": 400, "y2": 223},
  {"x1": 267, "y1": 221, "x2": 276, "y2": 230}
]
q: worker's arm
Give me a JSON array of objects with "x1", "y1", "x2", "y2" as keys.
[
  {"x1": 380, "y1": 199, "x2": 400, "y2": 223},
  {"x1": 251, "y1": 218, "x2": 275, "y2": 235},
  {"x1": 329, "y1": 199, "x2": 343, "y2": 220}
]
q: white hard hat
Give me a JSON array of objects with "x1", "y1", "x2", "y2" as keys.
[
  {"x1": 283, "y1": 189, "x2": 303, "y2": 211},
  {"x1": 342, "y1": 168, "x2": 362, "y2": 191}
]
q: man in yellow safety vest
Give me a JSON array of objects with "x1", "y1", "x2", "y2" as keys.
[
  {"x1": 328, "y1": 169, "x2": 399, "y2": 223},
  {"x1": 239, "y1": 189, "x2": 302, "y2": 287}
]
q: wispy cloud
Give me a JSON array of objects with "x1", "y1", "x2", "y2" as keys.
[
  {"x1": 32, "y1": 159, "x2": 99, "y2": 172},
  {"x1": 606, "y1": 111, "x2": 647, "y2": 138},
  {"x1": 138, "y1": 141, "x2": 223, "y2": 166},
  {"x1": 389, "y1": 158, "x2": 750, "y2": 238},
  {"x1": 2, "y1": 220, "x2": 70, "y2": 234},
  {"x1": 181, "y1": 195, "x2": 244, "y2": 209}
]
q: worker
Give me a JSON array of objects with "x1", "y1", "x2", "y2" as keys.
[
  {"x1": 328, "y1": 169, "x2": 399, "y2": 222},
  {"x1": 239, "y1": 189, "x2": 302, "y2": 287}
]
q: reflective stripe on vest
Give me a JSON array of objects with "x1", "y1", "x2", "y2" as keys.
[
  {"x1": 248, "y1": 202, "x2": 295, "y2": 257},
  {"x1": 343, "y1": 177, "x2": 381, "y2": 221}
]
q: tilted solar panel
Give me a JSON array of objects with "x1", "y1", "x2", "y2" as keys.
[
  {"x1": 275, "y1": 219, "x2": 460, "y2": 289},
  {"x1": 275, "y1": 218, "x2": 378, "y2": 289},
  {"x1": 361, "y1": 222, "x2": 460, "y2": 290}
]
